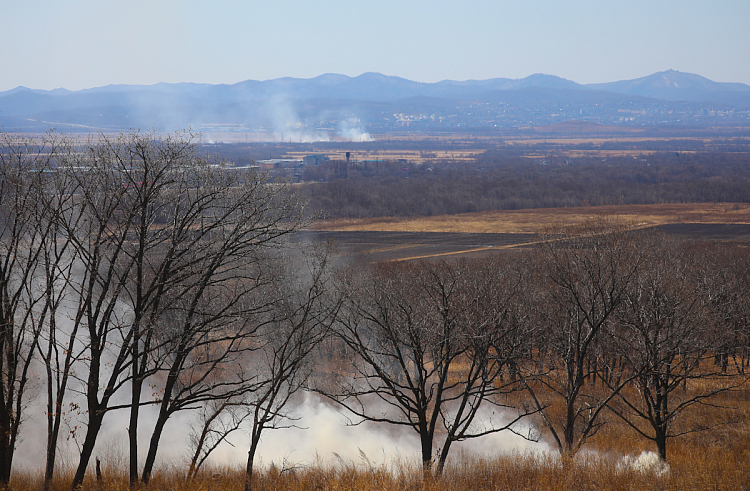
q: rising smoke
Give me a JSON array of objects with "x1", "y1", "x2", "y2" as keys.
[
  {"x1": 13, "y1": 389, "x2": 548, "y2": 473},
  {"x1": 264, "y1": 95, "x2": 372, "y2": 143}
]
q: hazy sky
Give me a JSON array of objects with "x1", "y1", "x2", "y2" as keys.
[{"x1": 2, "y1": 0, "x2": 749, "y2": 92}]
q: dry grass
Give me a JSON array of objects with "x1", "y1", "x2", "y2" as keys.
[
  {"x1": 314, "y1": 203, "x2": 750, "y2": 234},
  {"x1": 14, "y1": 446, "x2": 749, "y2": 491},
  {"x1": 11, "y1": 379, "x2": 749, "y2": 491}
]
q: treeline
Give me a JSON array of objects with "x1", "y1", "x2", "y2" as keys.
[
  {"x1": 1, "y1": 132, "x2": 748, "y2": 491},
  {"x1": 301, "y1": 151, "x2": 750, "y2": 218},
  {"x1": 0, "y1": 131, "x2": 330, "y2": 491},
  {"x1": 324, "y1": 222, "x2": 749, "y2": 473}
]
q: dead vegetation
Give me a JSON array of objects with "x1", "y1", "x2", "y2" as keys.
[
  {"x1": 10, "y1": 394, "x2": 749, "y2": 491},
  {"x1": 314, "y1": 202, "x2": 750, "y2": 234}
]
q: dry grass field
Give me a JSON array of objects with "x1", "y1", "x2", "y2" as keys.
[
  {"x1": 13, "y1": 379, "x2": 749, "y2": 490},
  {"x1": 314, "y1": 203, "x2": 750, "y2": 234},
  {"x1": 308, "y1": 203, "x2": 750, "y2": 261},
  {"x1": 285, "y1": 149, "x2": 484, "y2": 163}
]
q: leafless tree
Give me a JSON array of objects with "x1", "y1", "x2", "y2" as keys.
[
  {"x1": 0, "y1": 132, "x2": 72, "y2": 488},
  {"x1": 186, "y1": 397, "x2": 249, "y2": 480},
  {"x1": 243, "y1": 244, "x2": 341, "y2": 491},
  {"x1": 693, "y1": 242, "x2": 750, "y2": 373},
  {"x1": 522, "y1": 218, "x2": 645, "y2": 460},
  {"x1": 55, "y1": 131, "x2": 307, "y2": 489},
  {"x1": 324, "y1": 257, "x2": 532, "y2": 477},
  {"x1": 609, "y1": 235, "x2": 742, "y2": 461},
  {"x1": 136, "y1": 168, "x2": 307, "y2": 486},
  {"x1": 34, "y1": 144, "x2": 84, "y2": 491},
  {"x1": 57, "y1": 131, "x2": 164, "y2": 490}
]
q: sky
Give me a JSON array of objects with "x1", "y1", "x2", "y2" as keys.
[{"x1": 2, "y1": 0, "x2": 749, "y2": 92}]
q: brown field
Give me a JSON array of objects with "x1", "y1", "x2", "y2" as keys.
[
  {"x1": 307, "y1": 203, "x2": 750, "y2": 262},
  {"x1": 283, "y1": 133, "x2": 750, "y2": 163},
  {"x1": 315, "y1": 203, "x2": 750, "y2": 234}
]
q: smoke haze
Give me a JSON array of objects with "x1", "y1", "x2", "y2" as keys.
[{"x1": 13, "y1": 391, "x2": 547, "y2": 473}]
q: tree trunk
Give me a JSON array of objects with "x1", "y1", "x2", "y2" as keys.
[
  {"x1": 655, "y1": 428, "x2": 668, "y2": 461},
  {"x1": 420, "y1": 432, "x2": 433, "y2": 479},
  {"x1": 0, "y1": 446, "x2": 10, "y2": 490},
  {"x1": 128, "y1": 344, "x2": 142, "y2": 491},
  {"x1": 140, "y1": 409, "x2": 169, "y2": 485},
  {"x1": 436, "y1": 438, "x2": 454, "y2": 477},
  {"x1": 244, "y1": 437, "x2": 261, "y2": 491},
  {"x1": 71, "y1": 414, "x2": 104, "y2": 490},
  {"x1": 128, "y1": 386, "x2": 140, "y2": 490},
  {"x1": 44, "y1": 406, "x2": 63, "y2": 491}
]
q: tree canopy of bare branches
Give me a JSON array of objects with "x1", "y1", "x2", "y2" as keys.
[
  {"x1": 324, "y1": 257, "x2": 534, "y2": 476},
  {"x1": 49, "y1": 131, "x2": 307, "y2": 489},
  {"x1": 609, "y1": 237, "x2": 747, "y2": 460},
  {"x1": 523, "y1": 219, "x2": 645, "y2": 459}
]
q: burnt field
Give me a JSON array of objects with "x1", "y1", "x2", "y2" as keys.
[
  {"x1": 296, "y1": 230, "x2": 534, "y2": 262},
  {"x1": 298, "y1": 223, "x2": 750, "y2": 262},
  {"x1": 655, "y1": 222, "x2": 750, "y2": 241}
]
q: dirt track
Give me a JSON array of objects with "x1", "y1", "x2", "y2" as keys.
[
  {"x1": 296, "y1": 231, "x2": 534, "y2": 262},
  {"x1": 297, "y1": 223, "x2": 750, "y2": 262}
]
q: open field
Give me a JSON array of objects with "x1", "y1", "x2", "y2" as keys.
[
  {"x1": 285, "y1": 148, "x2": 484, "y2": 163},
  {"x1": 199, "y1": 127, "x2": 750, "y2": 163},
  {"x1": 297, "y1": 230, "x2": 536, "y2": 262},
  {"x1": 308, "y1": 203, "x2": 750, "y2": 261},
  {"x1": 315, "y1": 203, "x2": 750, "y2": 234},
  {"x1": 285, "y1": 134, "x2": 750, "y2": 162}
]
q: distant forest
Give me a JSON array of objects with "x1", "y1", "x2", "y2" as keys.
[
  {"x1": 199, "y1": 137, "x2": 750, "y2": 219},
  {"x1": 296, "y1": 151, "x2": 750, "y2": 219}
]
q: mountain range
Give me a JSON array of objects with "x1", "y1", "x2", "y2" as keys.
[{"x1": 1, "y1": 70, "x2": 749, "y2": 135}]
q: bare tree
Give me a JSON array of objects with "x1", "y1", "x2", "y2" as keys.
[
  {"x1": 324, "y1": 257, "x2": 532, "y2": 477},
  {"x1": 186, "y1": 397, "x2": 249, "y2": 480},
  {"x1": 182, "y1": 244, "x2": 339, "y2": 488},
  {"x1": 34, "y1": 143, "x2": 83, "y2": 491},
  {"x1": 243, "y1": 244, "x2": 341, "y2": 491},
  {"x1": 135, "y1": 160, "x2": 307, "y2": 485},
  {"x1": 0, "y1": 132, "x2": 71, "y2": 488},
  {"x1": 56, "y1": 131, "x2": 307, "y2": 489},
  {"x1": 523, "y1": 218, "x2": 644, "y2": 460},
  {"x1": 609, "y1": 236, "x2": 741, "y2": 461},
  {"x1": 694, "y1": 243, "x2": 750, "y2": 373},
  {"x1": 60, "y1": 132, "x2": 153, "y2": 490}
]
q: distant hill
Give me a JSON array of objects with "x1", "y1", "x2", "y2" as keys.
[
  {"x1": 1, "y1": 71, "x2": 749, "y2": 135},
  {"x1": 588, "y1": 69, "x2": 750, "y2": 102}
]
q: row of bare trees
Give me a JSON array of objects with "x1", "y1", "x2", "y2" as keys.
[
  {"x1": 0, "y1": 131, "x2": 342, "y2": 491},
  {"x1": 0, "y1": 130, "x2": 748, "y2": 489},
  {"x1": 320, "y1": 221, "x2": 748, "y2": 474}
]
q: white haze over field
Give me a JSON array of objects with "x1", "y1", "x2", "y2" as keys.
[
  {"x1": 234, "y1": 393, "x2": 549, "y2": 469},
  {"x1": 13, "y1": 390, "x2": 548, "y2": 474}
]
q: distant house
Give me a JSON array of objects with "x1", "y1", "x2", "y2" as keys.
[
  {"x1": 255, "y1": 159, "x2": 303, "y2": 170},
  {"x1": 303, "y1": 154, "x2": 328, "y2": 166}
]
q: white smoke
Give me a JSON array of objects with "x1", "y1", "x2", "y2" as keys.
[
  {"x1": 14, "y1": 389, "x2": 550, "y2": 474},
  {"x1": 449, "y1": 406, "x2": 550, "y2": 459},
  {"x1": 617, "y1": 451, "x2": 670, "y2": 477},
  {"x1": 197, "y1": 392, "x2": 548, "y2": 471},
  {"x1": 264, "y1": 95, "x2": 372, "y2": 143},
  {"x1": 337, "y1": 119, "x2": 373, "y2": 142}
]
